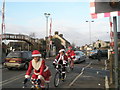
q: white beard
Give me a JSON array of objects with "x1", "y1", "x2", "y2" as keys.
[{"x1": 32, "y1": 58, "x2": 42, "y2": 70}]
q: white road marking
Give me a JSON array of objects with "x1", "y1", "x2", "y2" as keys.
[
  {"x1": 104, "y1": 59, "x2": 109, "y2": 89},
  {"x1": 69, "y1": 61, "x2": 92, "y2": 86},
  {"x1": 0, "y1": 73, "x2": 25, "y2": 86},
  {"x1": 0, "y1": 76, "x2": 24, "y2": 86}
]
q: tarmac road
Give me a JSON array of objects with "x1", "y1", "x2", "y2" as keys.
[{"x1": 1, "y1": 57, "x2": 109, "y2": 89}]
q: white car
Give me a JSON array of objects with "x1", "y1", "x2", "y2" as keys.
[{"x1": 74, "y1": 51, "x2": 86, "y2": 64}]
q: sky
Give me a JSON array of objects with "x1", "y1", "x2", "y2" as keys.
[{"x1": 0, "y1": 0, "x2": 111, "y2": 46}]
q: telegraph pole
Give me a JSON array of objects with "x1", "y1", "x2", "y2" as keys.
[
  {"x1": 0, "y1": 0, "x2": 5, "y2": 64},
  {"x1": 113, "y1": 16, "x2": 119, "y2": 89}
]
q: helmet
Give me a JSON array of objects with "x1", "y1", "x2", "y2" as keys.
[
  {"x1": 32, "y1": 50, "x2": 41, "y2": 57},
  {"x1": 59, "y1": 49, "x2": 65, "y2": 53}
]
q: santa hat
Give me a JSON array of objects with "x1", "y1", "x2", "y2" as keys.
[
  {"x1": 68, "y1": 46, "x2": 72, "y2": 49},
  {"x1": 32, "y1": 50, "x2": 41, "y2": 57},
  {"x1": 59, "y1": 49, "x2": 65, "y2": 53}
]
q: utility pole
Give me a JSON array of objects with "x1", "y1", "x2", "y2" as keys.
[
  {"x1": 0, "y1": 0, "x2": 5, "y2": 64},
  {"x1": 113, "y1": 16, "x2": 119, "y2": 89}
]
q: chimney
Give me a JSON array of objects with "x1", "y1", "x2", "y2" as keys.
[
  {"x1": 55, "y1": 31, "x2": 59, "y2": 35},
  {"x1": 59, "y1": 34, "x2": 63, "y2": 37}
]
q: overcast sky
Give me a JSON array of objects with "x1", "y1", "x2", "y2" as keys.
[{"x1": 0, "y1": 1, "x2": 111, "y2": 46}]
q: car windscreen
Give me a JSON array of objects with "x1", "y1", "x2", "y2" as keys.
[{"x1": 6, "y1": 52, "x2": 22, "y2": 58}]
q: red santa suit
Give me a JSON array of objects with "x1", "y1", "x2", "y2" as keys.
[
  {"x1": 66, "y1": 47, "x2": 75, "y2": 69},
  {"x1": 25, "y1": 50, "x2": 51, "y2": 86},
  {"x1": 25, "y1": 59, "x2": 51, "y2": 82},
  {"x1": 53, "y1": 49, "x2": 68, "y2": 65},
  {"x1": 53, "y1": 53, "x2": 68, "y2": 65},
  {"x1": 66, "y1": 50, "x2": 75, "y2": 60}
]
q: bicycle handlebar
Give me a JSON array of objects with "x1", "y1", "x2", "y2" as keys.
[{"x1": 22, "y1": 78, "x2": 41, "y2": 88}]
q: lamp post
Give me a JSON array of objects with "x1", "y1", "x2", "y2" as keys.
[
  {"x1": 44, "y1": 13, "x2": 50, "y2": 57},
  {"x1": 44, "y1": 13, "x2": 50, "y2": 37},
  {"x1": 86, "y1": 21, "x2": 94, "y2": 45}
]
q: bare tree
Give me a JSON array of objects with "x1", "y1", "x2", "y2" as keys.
[{"x1": 29, "y1": 32, "x2": 36, "y2": 38}]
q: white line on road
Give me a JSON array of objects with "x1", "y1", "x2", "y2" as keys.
[
  {"x1": 0, "y1": 73, "x2": 25, "y2": 86},
  {"x1": 69, "y1": 61, "x2": 92, "y2": 87},
  {"x1": 104, "y1": 59, "x2": 109, "y2": 89},
  {"x1": 0, "y1": 76, "x2": 24, "y2": 87}
]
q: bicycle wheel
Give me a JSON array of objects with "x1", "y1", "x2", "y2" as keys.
[
  {"x1": 54, "y1": 72, "x2": 60, "y2": 87},
  {"x1": 66, "y1": 64, "x2": 70, "y2": 73},
  {"x1": 45, "y1": 83, "x2": 49, "y2": 90}
]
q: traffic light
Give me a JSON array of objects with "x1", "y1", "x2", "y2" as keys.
[{"x1": 95, "y1": 0, "x2": 120, "y2": 13}]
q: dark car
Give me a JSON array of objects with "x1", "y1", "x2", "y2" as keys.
[
  {"x1": 4, "y1": 51, "x2": 32, "y2": 70},
  {"x1": 74, "y1": 51, "x2": 86, "y2": 64},
  {"x1": 101, "y1": 49, "x2": 108, "y2": 57},
  {"x1": 89, "y1": 49, "x2": 108, "y2": 59},
  {"x1": 89, "y1": 50, "x2": 98, "y2": 59}
]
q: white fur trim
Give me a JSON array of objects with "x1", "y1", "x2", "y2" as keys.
[
  {"x1": 59, "y1": 49, "x2": 65, "y2": 53},
  {"x1": 32, "y1": 59, "x2": 42, "y2": 70},
  {"x1": 25, "y1": 75, "x2": 30, "y2": 78},
  {"x1": 71, "y1": 56, "x2": 75, "y2": 58},
  {"x1": 38, "y1": 75, "x2": 45, "y2": 81},
  {"x1": 44, "y1": 66, "x2": 48, "y2": 72},
  {"x1": 34, "y1": 72, "x2": 39, "y2": 75},
  {"x1": 32, "y1": 54, "x2": 41, "y2": 57},
  {"x1": 40, "y1": 85, "x2": 45, "y2": 88}
]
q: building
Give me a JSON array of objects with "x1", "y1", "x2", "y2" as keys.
[
  {"x1": 52, "y1": 31, "x2": 71, "y2": 49},
  {"x1": 52, "y1": 31, "x2": 71, "y2": 53},
  {"x1": 93, "y1": 40, "x2": 110, "y2": 49}
]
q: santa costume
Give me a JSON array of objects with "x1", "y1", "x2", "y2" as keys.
[
  {"x1": 25, "y1": 50, "x2": 51, "y2": 88},
  {"x1": 66, "y1": 46, "x2": 75, "y2": 69},
  {"x1": 53, "y1": 49, "x2": 68, "y2": 80}
]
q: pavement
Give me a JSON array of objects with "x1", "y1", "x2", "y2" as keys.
[{"x1": 0, "y1": 64, "x2": 3, "y2": 69}]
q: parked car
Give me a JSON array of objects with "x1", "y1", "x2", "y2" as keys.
[
  {"x1": 74, "y1": 51, "x2": 86, "y2": 64},
  {"x1": 101, "y1": 49, "x2": 108, "y2": 57},
  {"x1": 89, "y1": 50, "x2": 98, "y2": 59},
  {"x1": 89, "y1": 49, "x2": 108, "y2": 59},
  {"x1": 4, "y1": 51, "x2": 32, "y2": 70}
]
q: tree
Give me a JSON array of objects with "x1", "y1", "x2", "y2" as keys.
[{"x1": 29, "y1": 32, "x2": 36, "y2": 38}]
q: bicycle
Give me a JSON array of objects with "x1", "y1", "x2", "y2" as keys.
[
  {"x1": 65, "y1": 61, "x2": 71, "y2": 73},
  {"x1": 22, "y1": 78, "x2": 49, "y2": 90},
  {"x1": 54, "y1": 64, "x2": 66, "y2": 87},
  {"x1": 67, "y1": 58, "x2": 74, "y2": 71}
]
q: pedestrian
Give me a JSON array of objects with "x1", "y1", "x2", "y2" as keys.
[
  {"x1": 97, "y1": 49, "x2": 102, "y2": 61},
  {"x1": 43, "y1": 50, "x2": 46, "y2": 59},
  {"x1": 24, "y1": 50, "x2": 51, "y2": 88}
]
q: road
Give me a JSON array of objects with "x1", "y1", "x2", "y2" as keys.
[{"x1": 1, "y1": 57, "x2": 109, "y2": 89}]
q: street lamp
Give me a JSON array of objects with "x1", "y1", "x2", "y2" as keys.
[
  {"x1": 86, "y1": 20, "x2": 94, "y2": 45},
  {"x1": 44, "y1": 13, "x2": 50, "y2": 57},
  {"x1": 44, "y1": 13, "x2": 50, "y2": 37}
]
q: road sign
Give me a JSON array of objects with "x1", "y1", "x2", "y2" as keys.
[
  {"x1": 95, "y1": 0, "x2": 120, "y2": 13},
  {"x1": 90, "y1": 0, "x2": 120, "y2": 19}
]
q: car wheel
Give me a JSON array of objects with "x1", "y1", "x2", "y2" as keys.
[
  {"x1": 24, "y1": 63, "x2": 28, "y2": 70},
  {"x1": 7, "y1": 67, "x2": 12, "y2": 70}
]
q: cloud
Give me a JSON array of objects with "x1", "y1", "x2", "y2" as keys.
[{"x1": 5, "y1": 17, "x2": 110, "y2": 46}]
